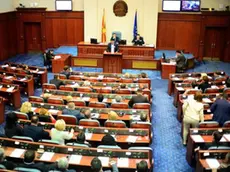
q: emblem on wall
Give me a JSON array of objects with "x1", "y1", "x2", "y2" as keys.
[{"x1": 113, "y1": 0, "x2": 128, "y2": 17}]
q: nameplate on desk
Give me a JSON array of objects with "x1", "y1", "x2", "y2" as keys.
[
  {"x1": 177, "y1": 87, "x2": 184, "y2": 91},
  {"x1": 85, "y1": 133, "x2": 92, "y2": 140},
  {"x1": 126, "y1": 136, "x2": 137, "y2": 143},
  {"x1": 191, "y1": 135, "x2": 204, "y2": 142},
  {"x1": 82, "y1": 97, "x2": 90, "y2": 101}
]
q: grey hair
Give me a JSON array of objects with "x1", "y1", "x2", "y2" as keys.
[
  {"x1": 58, "y1": 157, "x2": 69, "y2": 169},
  {"x1": 115, "y1": 95, "x2": 122, "y2": 102}
]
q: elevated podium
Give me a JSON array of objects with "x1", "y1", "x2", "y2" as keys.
[
  {"x1": 161, "y1": 62, "x2": 176, "y2": 79},
  {"x1": 103, "y1": 52, "x2": 122, "y2": 73}
]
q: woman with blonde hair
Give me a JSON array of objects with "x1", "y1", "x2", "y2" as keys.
[
  {"x1": 38, "y1": 108, "x2": 56, "y2": 123},
  {"x1": 20, "y1": 101, "x2": 33, "y2": 118},
  {"x1": 108, "y1": 111, "x2": 118, "y2": 120},
  {"x1": 50, "y1": 119, "x2": 74, "y2": 145}
]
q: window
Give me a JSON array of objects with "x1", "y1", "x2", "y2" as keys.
[
  {"x1": 162, "y1": 0, "x2": 200, "y2": 12},
  {"x1": 56, "y1": 0, "x2": 72, "y2": 11}
]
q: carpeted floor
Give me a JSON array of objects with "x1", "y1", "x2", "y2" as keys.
[{"x1": 0, "y1": 46, "x2": 230, "y2": 172}]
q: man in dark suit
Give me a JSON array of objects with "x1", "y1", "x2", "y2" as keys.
[
  {"x1": 50, "y1": 75, "x2": 64, "y2": 89},
  {"x1": 211, "y1": 93, "x2": 230, "y2": 126},
  {"x1": 23, "y1": 116, "x2": 50, "y2": 142},
  {"x1": 198, "y1": 75, "x2": 211, "y2": 93},
  {"x1": 0, "y1": 148, "x2": 16, "y2": 170},
  {"x1": 62, "y1": 102, "x2": 83, "y2": 123},
  {"x1": 18, "y1": 150, "x2": 56, "y2": 172},
  {"x1": 175, "y1": 50, "x2": 186, "y2": 73},
  {"x1": 128, "y1": 88, "x2": 150, "y2": 108},
  {"x1": 110, "y1": 33, "x2": 120, "y2": 45},
  {"x1": 106, "y1": 39, "x2": 119, "y2": 53},
  {"x1": 132, "y1": 34, "x2": 145, "y2": 46},
  {"x1": 60, "y1": 65, "x2": 72, "y2": 79}
]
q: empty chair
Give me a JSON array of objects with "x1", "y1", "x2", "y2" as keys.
[
  {"x1": 111, "y1": 103, "x2": 128, "y2": 109},
  {"x1": 133, "y1": 103, "x2": 151, "y2": 109},
  {"x1": 89, "y1": 102, "x2": 107, "y2": 108},
  {"x1": 47, "y1": 98, "x2": 64, "y2": 105},
  {"x1": 13, "y1": 111, "x2": 29, "y2": 120},
  {"x1": 130, "y1": 121, "x2": 151, "y2": 130},
  {"x1": 43, "y1": 83, "x2": 57, "y2": 90},
  {"x1": 100, "y1": 88, "x2": 112, "y2": 93},
  {"x1": 14, "y1": 167, "x2": 41, "y2": 172},
  {"x1": 138, "y1": 79, "x2": 151, "y2": 87},
  {"x1": 57, "y1": 115, "x2": 77, "y2": 125},
  {"x1": 29, "y1": 96, "x2": 44, "y2": 103},
  {"x1": 104, "y1": 120, "x2": 126, "y2": 128},
  {"x1": 199, "y1": 121, "x2": 219, "y2": 128},
  {"x1": 66, "y1": 142, "x2": 89, "y2": 148},
  {"x1": 12, "y1": 136, "x2": 34, "y2": 142},
  {"x1": 116, "y1": 89, "x2": 131, "y2": 94},
  {"x1": 215, "y1": 76, "x2": 227, "y2": 82},
  {"x1": 58, "y1": 74, "x2": 66, "y2": 79},
  {"x1": 79, "y1": 119, "x2": 100, "y2": 127},
  {"x1": 59, "y1": 85, "x2": 74, "y2": 91},
  {"x1": 204, "y1": 88, "x2": 219, "y2": 94},
  {"x1": 223, "y1": 121, "x2": 230, "y2": 127},
  {"x1": 39, "y1": 139, "x2": 60, "y2": 145},
  {"x1": 77, "y1": 87, "x2": 92, "y2": 93},
  {"x1": 72, "y1": 100, "x2": 86, "y2": 106},
  {"x1": 97, "y1": 145, "x2": 121, "y2": 149}
]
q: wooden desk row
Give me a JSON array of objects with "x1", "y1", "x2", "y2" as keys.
[
  {"x1": 18, "y1": 120, "x2": 151, "y2": 148},
  {"x1": 0, "y1": 83, "x2": 21, "y2": 108},
  {"x1": 2, "y1": 62, "x2": 48, "y2": 85},
  {"x1": 0, "y1": 70, "x2": 34, "y2": 96},
  {"x1": 168, "y1": 71, "x2": 226, "y2": 95},
  {"x1": 0, "y1": 137, "x2": 153, "y2": 171}
]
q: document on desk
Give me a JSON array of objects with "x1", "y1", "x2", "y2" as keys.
[
  {"x1": 54, "y1": 56, "x2": 61, "y2": 60},
  {"x1": 6, "y1": 87, "x2": 14, "y2": 92},
  {"x1": 173, "y1": 77, "x2": 180, "y2": 80},
  {"x1": 82, "y1": 97, "x2": 90, "y2": 101},
  {"x1": 126, "y1": 136, "x2": 138, "y2": 143},
  {"x1": 91, "y1": 113, "x2": 100, "y2": 118},
  {"x1": 97, "y1": 75, "x2": 104, "y2": 80},
  {"x1": 31, "y1": 107, "x2": 37, "y2": 112},
  {"x1": 40, "y1": 152, "x2": 54, "y2": 161},
  {"x1": 191, "y1": 135, "x2": 204, "y2": 142},
  {"x1": 10, "y1": 148, "x2": 25, "y2": 158},
  {"x1": 117, "y1": 158, "x2": 129, "y2": 167},
  {"x1": 20, "y1": 78, "x2": 27, "y2": 81},
  {"x1": 205, "y1": 158, "x2": 220, "y2": 169},
  {"x1": 98, "y1": 157, "x2": 109, "y2": 166},
  {"x1": 223, "y1": 134, "x2": 230, "y2": 141},
  {"x1": 102, "y1": 98, "x2": 108, "y2": 103},
  {"x1": 37, "y1": 71, "x2": 45, "y2": 74},
  {"x1": 211, "y1": 85, "x2": 219, "y2": 89},
  {"x1": 177, "y1": 87, "x2": 184, "y2": 91},
  {"x1": 85, "y1": 133, "x2": 93, "y2": 140},
  {"x1": 48, "y1": 109, "x2": 59, "y2": 114},
  {"x1": 69, "y1": 155, "x2": 82, "y2": 164},
  {"x1": 202, "y1": 98, "x2": 212, "y2": 103},
  {"x1": 131, "y1": 115, "x2": 140, "y2": 121},
  {"x1": 5, "y1": 76, "x2": 13, "y2": 79}
]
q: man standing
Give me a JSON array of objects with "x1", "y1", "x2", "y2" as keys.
[
  {"x1": 211, "y1": 93, "x2": 230, "y2": 126},
  {"x1": 175, "y1": 50, "x2": 186, "y2": 73},
  {"x1": 106, "y1": 39, "x2": 119, "y2": 53}
]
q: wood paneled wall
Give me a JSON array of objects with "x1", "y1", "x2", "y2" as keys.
[
  {"x1": 0, "y1": 12, "x2": 17, "y2": 61},
  {"x1": 157, "y1": 12, "x2": 230, "y2": 62}
]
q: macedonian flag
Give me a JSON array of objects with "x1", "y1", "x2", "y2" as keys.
[{"x1": 101, "y1": 9, "x2": 106, "y2": 43}]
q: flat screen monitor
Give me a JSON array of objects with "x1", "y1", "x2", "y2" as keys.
[
  {"x1": 56, "y1": 0, "x2": 72, "y2": 11},
  {"x1": 162, "y1": 1, "x2": 181, "y2": 11},
  {"x1": 181, "y1": 1, "x2": 200, "y2": 11}
]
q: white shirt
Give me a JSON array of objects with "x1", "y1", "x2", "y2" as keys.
[
  {"x1": 111, "y1": 44, "x2": 115, "y2": 53},
  {"x1": 182, "y1": 98, "x2": 204, "y2": 121},
  {"x1": 50, "y1": 128, "x2": 73, "y2": 145}
]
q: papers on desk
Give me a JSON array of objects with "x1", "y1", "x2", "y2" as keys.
[
  {"x1": 145, "y1": 44, "x2": 154, "y2": 47},
  {"x1": 191, "y1": 135, "x2": 204, "y2": 142},
  {"x1": 68, "y1": 155, "x2": 82, "y2": 164},
  {"x1": 37, "y1": 71, "x2": 45, "y2": 74},
  {"x1": 98, "y1": 157, "x2": 109, "y2": 166},
  {"x1": 31, "y1": 107, "x2": 37, "y2": 112},
  {"x1": 20, "y1": 78, "x2": 27, "y2": 81},
  {"x1": 54, "y1": 56, "x2": 61, "y2": 60},
  {"x1": 40, "y1": 152, "x2": 54, "y2": 161},
  {"x1": 10, "y1": 66, "x2": 16, "y2": 70},
  {"x1": 97, "y1": 75, "x2": 104, "y2": 80},
  {"x1": 220, "y1": 136, "x2": 227, "y2": 142},
  {"x1": 5, "y1": 76, "x2": 13, "y2": 79},
  {"x1": 131, "y1": 115, "x2": 140, "y2": 121},
  {"x1": 187, "y1": 77, "x2": 195, "y2": 80},
  {"x1": 117, "y1": 158, "x2": 129, "y2": 167},
  {"x1": 6, "y1": 87, "x2": 14, "y2": 92},
  {"x1": 85, "y1": 133, "x2": 92, "y2": 140},
  {"x1": 102, "y1": 98, "x2": 108, "y2": 103},
  {"x1": 1, "y1": 64, "x2": 9, "y2": 68},
  {"x1": 203, "y1": 98, "x2": 212, "y2": 103},
  {"x1": 205, "y1": 158, "x2": 220, "y2": 169},
  {"x1": 10, "y1": 148, "x2": 25, "y2": 158},
  {"x1": 91, "y1": 113, "x2": 100, "y2": 119},
  {"x1": 177, "y1": 87, "x2": 184, "y2": 91},
  {"x1": 48, "y1": 109, "x2": 59, "y2": 114},
  {"x1": 0, "y1": 85, "x2": 2, "y2": 89},
  {"x1": 223, "y1": 134, "x2": 230, "y2": 141},
  {"x1": 82, "y1": 97, "x2": 90, "y2": 101},
  {"x1": 126, "y1": 136, "x2": 138, "y2": 143},
  {"x1": 211, "y1": 85, "x2": 219, "y2": 89},
  {"x1": 173, "y1": 77, "x2": 180, "y2": 80},
  {"x1": 70, "y1": 83, "x2": 79, "y2": 88}
]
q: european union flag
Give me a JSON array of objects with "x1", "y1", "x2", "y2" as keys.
[{"x1": 133, "y1": 10, "x2": 138, "y2": 38}]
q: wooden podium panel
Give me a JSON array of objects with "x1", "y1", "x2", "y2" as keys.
[
  {"x1": 103, "y1": 52, "x2": 122, "y2": 73},
  {"x1": 52, "y1": 54, "x2": 71, "y2": 73},
  {"x1": 0, "y1": 97, "x2": 5, "y2": 124},
  {"x1": 161, "y1": 62, "x2": 176, "y2": 79}
]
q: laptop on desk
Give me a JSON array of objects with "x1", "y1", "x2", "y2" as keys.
[{"x1": 90, "y1": 38, "x2": 98, "y2": 44}]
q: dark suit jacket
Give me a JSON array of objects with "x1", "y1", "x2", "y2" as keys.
[
  {"x1": 110, "y1": 36, "x2": 120, "y2": 44},
  {"x1": 128, "y1": 95, "x2": 149, "y2": 108},
  {"x1": 18, "y1": 162, "x2": 56, "y2": 172},
  {"x1": 211, "y1": 99, "x2": 230, "y2": 126},
  {"x1": 198, "y1": 81, "x2": 211, "y2": 93},
  {"x1": 132, "y1": 36, "x2": 145, "y2": 45},
  {"x1": 23, "y1": 125, "x2": 50, "y2": 142},
  {"x1": 50, "y1": 78, "x2": 64, "y2": 89},
  {"x1": 4, "y1": 124, "x2": 23, "y2": 138},
  {"x1": 106, "y1": 43, "x2": 119, "y2": 53},
  {"x1": 0, "y1": 160, "x2": 17, "y2": 170},
  {"x1": 60, "y1": 71, "x2": 71, "y2": 79},
  {"x1": 176, "y1": 54, "x2": 186, "y2": 69}
]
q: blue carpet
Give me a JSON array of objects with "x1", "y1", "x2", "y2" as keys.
[{"x1": 0, "y1": 46, "x2": 230, "y2": 172}]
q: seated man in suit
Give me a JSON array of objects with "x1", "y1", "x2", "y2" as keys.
[
  {"x1": 136, "y1": 160, "x2": 148, "y2": 172},
  {"x1": 110, "y1": 33, "x2": 120, "y2": 44},
  {"x1": 91, "y1": 157, "x2": 118, "y2": 172},
  {"x1": 0, "y1": 148, "x2": 16, "y2": 170},
  {"x1": 60, "y1": 65, "x2": 72, "y2": 79},
  {"x1": 62, "y1": 102, "x2": 83, "y2": 122},
  {"x1": 18, "y1": 150, "x2": 56, "y2": 172},
  {"x1": 128, "y1": 88, "x2": 150, "y2": 108},
  {"x1": 175, "y1": 50, "x2": 186, "y2": 73},
  {"x1": 45, "y1": 50, "x2": 55, "y2": 68},
  {"x1": 132, "y1": 34, "x2": 145, "y2": 46},
  {"x1": 50, "y1": 75, "x2": 64, "y2": 89},
  {"x1": 106, "y1": 39, "x2": 119, "y2": 53},
  {"x1": 23, "y1": 115, "x2": 50, "y2": 142}
]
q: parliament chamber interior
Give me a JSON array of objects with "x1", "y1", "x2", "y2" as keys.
[{"x1": 0, "y1": 0, "x2": 230, "y2": 172}]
